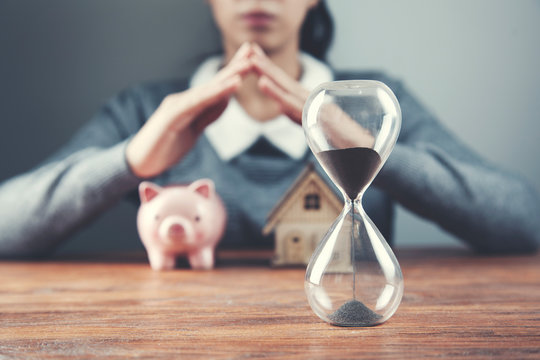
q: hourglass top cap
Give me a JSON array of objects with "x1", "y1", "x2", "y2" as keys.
[{"x1": 311, "y1": 80, "x2": 393, "y2": 92}]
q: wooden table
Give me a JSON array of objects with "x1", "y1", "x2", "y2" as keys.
[{"x1": 1, "y1": 248, "x2": 539, "y2": 359}]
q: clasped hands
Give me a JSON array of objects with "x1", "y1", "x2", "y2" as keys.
[{"x1": 126, "y1": 42, "x2": 309, "y2": 178}]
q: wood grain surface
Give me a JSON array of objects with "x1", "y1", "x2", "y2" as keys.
[{"x1": 0, "y1": 248, "x2": 539, "y2": 359}]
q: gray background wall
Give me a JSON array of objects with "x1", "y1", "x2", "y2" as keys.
[{"x1": 1, "y1": 0, "x2": 539, "y2": 253}]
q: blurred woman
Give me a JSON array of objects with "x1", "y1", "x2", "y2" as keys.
[{"x1": 0, "y1": 0, "x2": 538, "y2": 256}]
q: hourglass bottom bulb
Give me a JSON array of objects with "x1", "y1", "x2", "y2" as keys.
[{"x1": 304, "y1": 202, "x2": 404, "y2": 327}]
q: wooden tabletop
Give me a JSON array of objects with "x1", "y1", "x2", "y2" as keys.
[{"x1": 1, "y1": 248, "x2": 539, "y2": 359}]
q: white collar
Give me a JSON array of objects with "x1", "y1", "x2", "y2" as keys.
[{"x1": 189, "y1": 53, "x2": 333, "y2": 161}]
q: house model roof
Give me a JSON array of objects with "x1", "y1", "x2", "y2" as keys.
[{"x1": 262, "y1": 162, "x2": 343, "y2": 235}]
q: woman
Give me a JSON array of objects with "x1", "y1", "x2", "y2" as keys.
[{"x1": 0, "y1": 0, "x2": 538, "y2": 256}]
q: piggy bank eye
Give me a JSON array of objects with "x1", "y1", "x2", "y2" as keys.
[
  {"x1": 154, "y1": 214, "x2": 160, "y2": 221},
  {"x1": 195, "y1": 215, "x2": 201, "y2": 222}
]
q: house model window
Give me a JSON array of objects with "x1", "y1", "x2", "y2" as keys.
[{"x1": 304, "y1": 194, "x2": 320, "y2": 210}]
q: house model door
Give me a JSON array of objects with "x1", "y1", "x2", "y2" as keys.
[{"x1": 284, "y1": 231, "x2": 305, "y2": 264}]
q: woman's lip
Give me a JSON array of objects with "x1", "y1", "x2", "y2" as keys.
[{"x1": 242, "y1": 12, "x2": 275, "y2": 27}]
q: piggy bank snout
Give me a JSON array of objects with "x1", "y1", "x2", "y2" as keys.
[
  {"x1": 158, "y1": 216, "x2": 194, "y2": 244},
  {"x1": 168, "y1": 223, "x2": 184, "y2": 237}
]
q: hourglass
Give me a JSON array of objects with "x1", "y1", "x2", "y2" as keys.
[{"x1": 302, "y1": 80, "x2": 403, "y2": 327}]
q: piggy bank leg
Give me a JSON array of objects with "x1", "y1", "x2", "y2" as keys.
[
  {"x1": 188, "y1": 247, "x2": 215, "y2": 270},
  {"x1": 147, "y1": 251, "x2": 176, "y2": 271}
]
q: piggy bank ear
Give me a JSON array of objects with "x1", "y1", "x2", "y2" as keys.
[
  {"x1": 139, "y1": 182, "x2": 163, "y2": 203},
  {"x1": 189, "y1": 178, "x2": 215, "y2": 199}
]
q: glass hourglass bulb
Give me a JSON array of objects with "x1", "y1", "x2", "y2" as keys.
[{"x1": 302, "y1": 80, "x2": 403, "y2": 327}]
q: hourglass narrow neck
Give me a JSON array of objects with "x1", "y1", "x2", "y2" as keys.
[{"x1": 345, "y1": 193, "x2": 364, "y2": 207}]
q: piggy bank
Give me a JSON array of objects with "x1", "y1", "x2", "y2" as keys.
[{"x1": 137, "y1": 179, "x2": 226, "y2": 271}]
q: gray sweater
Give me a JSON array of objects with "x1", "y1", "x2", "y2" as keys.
[{"x1": 1, "y1": 72, "x2": 539, "y2": 256}]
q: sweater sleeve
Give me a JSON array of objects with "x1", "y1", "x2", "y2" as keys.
[
  {"x1": 0, "y1": 88, "x2": 146, "y2": 257},
  {"x1": 374, "y1": 78, "x2": 540, "y2": 253}
]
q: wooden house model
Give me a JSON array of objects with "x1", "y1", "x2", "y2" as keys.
[{"x1": 262, "y1": 163, "x2": 344, "y2": 266}]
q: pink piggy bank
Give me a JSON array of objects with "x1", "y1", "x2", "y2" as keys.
[{"x1": 137, "y1": 179, "x2": 227, "y2": 271}]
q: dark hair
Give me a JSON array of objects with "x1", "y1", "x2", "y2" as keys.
[{"x1": 300, "y1": 0, "x2": 334, "y2": 62}]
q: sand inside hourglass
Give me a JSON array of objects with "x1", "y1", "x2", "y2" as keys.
[
  {"x1": 328, "y1": 299, "x2": 382, "y2": 325},
  {"x1": 316, "y1": 147, "x2": 381, "y2": 200},
  {"x1": 317, "y1": 146, "x2": 383, "y2": 326}
]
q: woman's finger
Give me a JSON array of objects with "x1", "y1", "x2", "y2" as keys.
[
  {"x1": 258, "y1": 75, "x2": 305, "y2": 124},
  {"x1": 214, "y1": 43, "x2": 255, "y2": 83},
  {"x1": 251, "y1": 44, "x2": 302, "y2": 92},
  {"x1": 214, "y1": 57, "x2": 253, "y2": 83},
  {"x1": 166, "y1": 75, "x2": 241, "y2": 131},
  {"x1": 191, "y1": 98, "x2": 230, "y2": 135},
  {"x1": 188, "y1": 75, "x2": 241, "y2": 114},
  {"x1": 231, "y1": 41, "x2": 253, "y2": 62}
]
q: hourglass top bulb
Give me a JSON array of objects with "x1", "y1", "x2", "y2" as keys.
[{"x1": 303, "y1": 80, "x2": 401, "y2": 200}]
